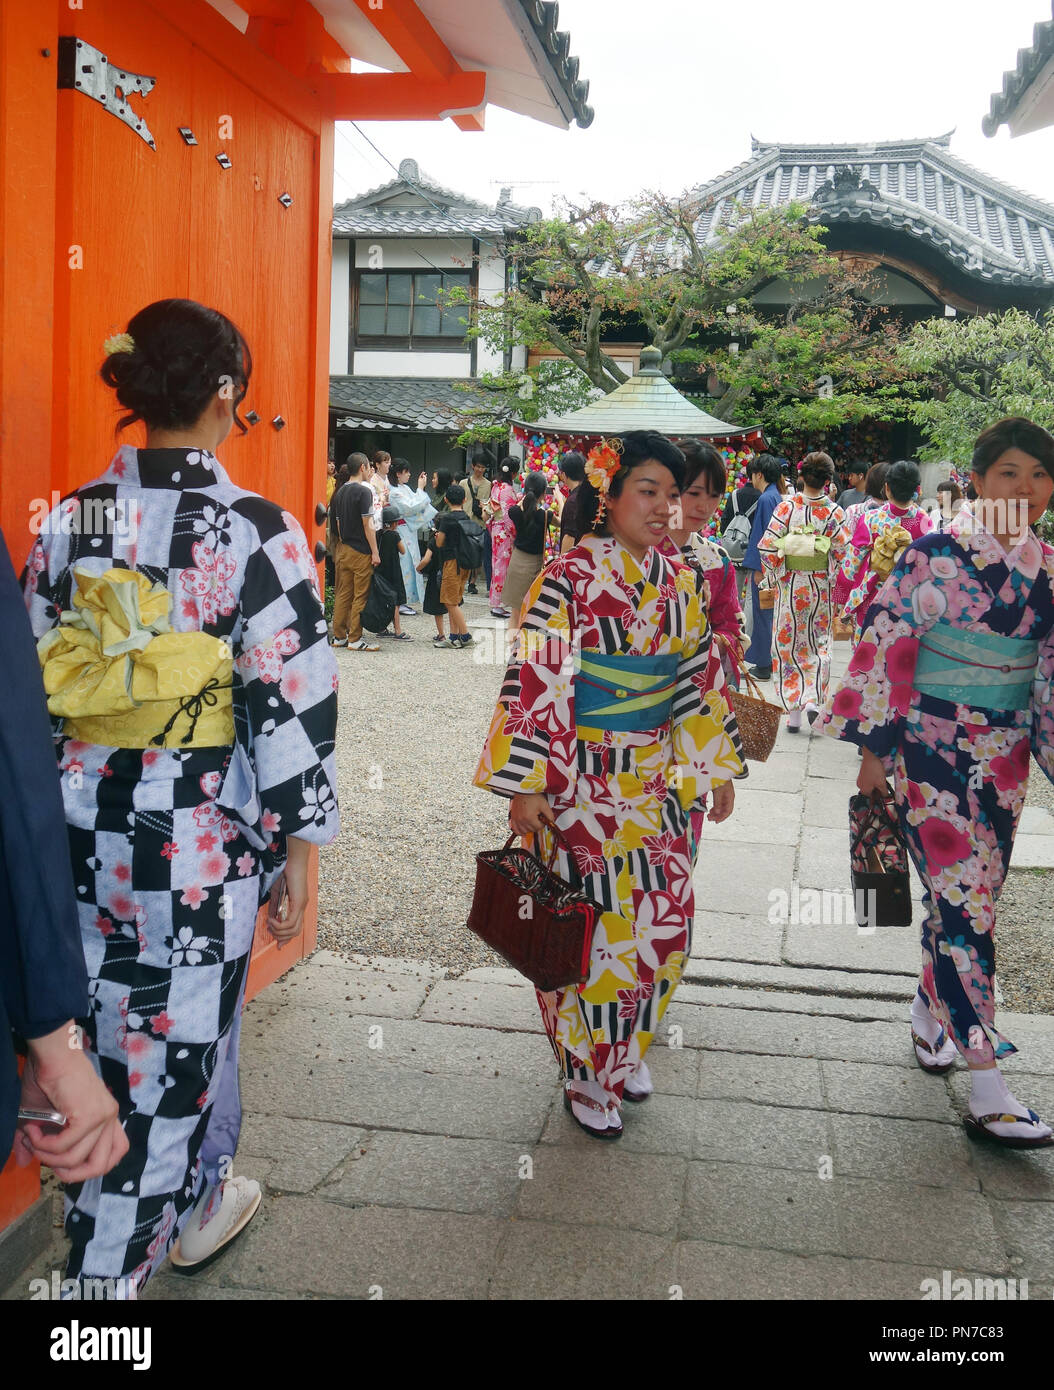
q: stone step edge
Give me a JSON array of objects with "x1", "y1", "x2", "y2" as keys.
[{"x1": 683, "y1": 958, "x2": 914, "y2": 1002}]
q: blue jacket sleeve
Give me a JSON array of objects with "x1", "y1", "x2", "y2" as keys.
[
  {"x1": 742, "y1": 486, "x2": 781, "y2": 571},
  {"x1": 0, "y1": 527, "x2": 89, "y2": 1164}
]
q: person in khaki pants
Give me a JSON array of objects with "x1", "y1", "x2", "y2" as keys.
[{"x1": 331, "y1": 452, "x2": 381, "y2": 650}]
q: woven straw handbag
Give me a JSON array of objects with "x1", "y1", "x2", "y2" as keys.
[
  {"x1": 467, "y1": 823, "x2": 599, "y2": 992},
  {"x1": 729, "y1": 667, "x2": 783, "y2": 762},
  {"x1": 758, "y1": 584, "x2": 777, "y2": 609}
]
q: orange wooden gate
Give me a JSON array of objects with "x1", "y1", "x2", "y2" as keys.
[
  {"x1": 0, "y1": 0, "x2": 334, "y2": 1240},
  {"x1": 3, "y1": 0, "x2": 334, "y2": 994}
]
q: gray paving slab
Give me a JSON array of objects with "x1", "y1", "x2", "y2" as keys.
[
  {"x1": 803, "y1": 780, "x2": 851, "y2": 829},
  {"x1": 820, "y1": 1060, "x2": 958, "y2": 1123},
  {"x1": 672, "y1": 1002, "x2": 911, "y2": 1064},
  {"x1": 488, "y1": 1221, "x2": 676, "y2": 1300},
  {"x1": 514, "y1": 1145, "x2": 686, "y2": 1235},
  {"x1": 738, "y1": 751, "x2": 808, "y2": 795},
  {"x1": 838, "y1": 1177, "x2": 1006, "y2": 1269},
  {"x1": 417, "y1": 980, "x2": 545, "y2": 1032},
  {"x1": 693, "y1": 842, "x2": 797, "y2": 916},
  {"x1": 688, "y1": 913, "x2": 783, "y2": 965},
  {"x1": 639, "y1": 1043, "x2": 699, "y2": 1096},
  {"x1": 682, "y1": 1161, "x2": 841, "y2": 1253},
  {"x1": 966, "y1": 1145, "x2": 1054, "y2": 1202},
  {"x1": 693, "y1": 1100, "x2": 831, "y2": 1171},
  {"x1": 217, "y1": 1196, "x2": 505, "y2": 1299},
  {"x1": 1009, "y1": 835, "x2": 1054, "y2": 868},
  {"x1": 783, "y1": 921, "x2": 921, "y2": 975},
  {"x1": 259, "y1": 953, "x2": 439, "y2": 1016},
  {"x1": 236, "y1": 1115, "x2": 368, "y2": 1193},
  {"x1": 829, "y1": 1113, "x2": 978, "y2": 1188},
  {"x1": 1020, "y1": 807, "x2": 1054, "y2": 836},
  {"x1": 540, "y1": 1090, "x2": 696, "y2": 1157},
  {"x1": 243, "y1": 1053, "x2": 555, "y2": 1144},
  {"x1": 699, "y1": 788, "x2": 803, "y2": 845},
  {"x1": 991, "y1": 1201, "x2": 1054, "y2": 1278},
  {"x1": 697, "y1": 1050, "x2": 825, "y2": 1109},
  {"x1": 319, "y1": 1133, "x2": 527, "y2": 1216},
  {"x1": 807, "y1": 732, "x2": 864, "y2": 780},
  {"x1": 673, "y1": 1242, "x2": 981, "y2": 1301},
  {"x1": 676, "y1": 983, "x2": 907, "y2": 1022},
  {"x1": 685, "y1": 957, "x2": 915, "y2": 1000},
  {"x1": 276, "y1": 1011, "x2": 554, "y2": 1085}
]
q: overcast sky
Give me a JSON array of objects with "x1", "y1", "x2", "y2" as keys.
[{"x1": 333, "y1": 0, "x2": 1054, "y2": 215}]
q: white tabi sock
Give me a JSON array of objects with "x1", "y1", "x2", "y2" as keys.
[
  {"x1": 970, "y1": 1067, "x2": 1053, "y2": 1141},
  {"x1": 910, "y1": 990, "x2": 941, "y2": 1045}
]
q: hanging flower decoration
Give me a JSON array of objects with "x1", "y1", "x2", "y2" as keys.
[{"x1": 584, "y1": 437, "x2": 623, "y2": 528}]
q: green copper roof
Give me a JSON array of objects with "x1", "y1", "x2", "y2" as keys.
[{"x1": 520, "y1": 347, "x2": 762, "y2": 439}]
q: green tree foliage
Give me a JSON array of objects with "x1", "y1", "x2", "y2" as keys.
[
  {"x1": 896, "y1": 308, "x2": 1054, "y2": 463},
  {"x1": 446, "y1": 359, "x2": 595, "y2": 449},
  {"x1": 700, "y1": 264, "x2": 916, "y2": 441},
  {"x1": 461, "y1": 194, "x2": 842, "y2": 395},
  {"x1": 452, "y1": 192, "x2": 912, "y2": 440}
]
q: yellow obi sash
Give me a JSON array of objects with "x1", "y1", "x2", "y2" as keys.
[{"x1": 38, "y1": 568, "x2": 234, "y2": 749}]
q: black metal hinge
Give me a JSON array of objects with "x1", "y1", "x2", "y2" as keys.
[{"x1": 57, "y1": 36, "x2": 157, "y2": 149}]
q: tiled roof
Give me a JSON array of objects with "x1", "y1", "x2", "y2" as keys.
[
  {"x1": 333, "y1": 158, "x2": 541, "y2": 237},
  {"x1": 520, "y1": 348, "x2": 761, "y2": 440},
  {"x1": 675, "y1": 136, "x2": 1054, "y2": 288},
  {"x1": 329, "y1": 375, "x2": 497, "y2": 432},
  {"x1": 984, "y1": 6, "x2": 1054, "y2": 135},
  {"x1": 517, "y1": 0, "x2": 594, "y2": 129}
]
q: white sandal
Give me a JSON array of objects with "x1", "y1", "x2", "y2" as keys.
[{"x1": 170, "y1": 1175, "x2": 262, "y2": 1274}]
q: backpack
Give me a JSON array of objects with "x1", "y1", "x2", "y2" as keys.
[
  {"x1": 451, "y1": 515, "x2": 486, "y2": 572},
  {"x1": 723, "y1": 490, "x2": 758, "y2": 562},
  {"x1": 360, "y1": 570, "x2": 397, "y2": 634}
]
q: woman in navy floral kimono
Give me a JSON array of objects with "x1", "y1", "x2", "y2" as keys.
[
  {"x1": 23, "y1": 300, "x2": 340, "y2": 1291},
  {"x1": 819, "y1": 418, "x2": 1054, "y2": 1149}
]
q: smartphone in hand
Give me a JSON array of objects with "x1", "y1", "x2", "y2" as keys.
[{"x1": 268, "y1": 873, "x2": 288, "y2": 925}]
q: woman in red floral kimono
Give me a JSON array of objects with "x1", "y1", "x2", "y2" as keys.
[
  {"x1": 474, "y1": 432, "x2": 742, "y2": 1138},
  {"x1": 819, "y1": 418, "x2": 1054, "y2": 1149}
]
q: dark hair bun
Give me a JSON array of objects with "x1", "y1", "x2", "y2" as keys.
[{"x1": 100, "y1": 298, "x2": 252, "y2": 435}]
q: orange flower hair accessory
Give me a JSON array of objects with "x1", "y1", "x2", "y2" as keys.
[{"x1": 584, "y1": 437, "x2": 623, "y2": 529}]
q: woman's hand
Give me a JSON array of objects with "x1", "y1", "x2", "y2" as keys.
[
  {"x1": 16, "y1": 1028, "x2": 128, "y2": 1183},
  {"x1": 708, "y1": 779, "x2": 735, "y2": 824},
  {"x1": 418, "y1": 472, "x2": 428, "y2": 491},
  {"x1": 509, "y1": 793, "x2": 555, "y2": 836},
  {"x1": 857, "y1": 747, "x2": 890, "y2": 798},
  {"x1": 268, "y1": 836, "x2": 312, "y2": 948}
]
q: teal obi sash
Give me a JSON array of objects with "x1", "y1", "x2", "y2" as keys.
[
  {"x1": 573, "y1": 651, "x2": 679, "y2": 733},
  {"x1": 914, "y1": 622, "x2": 1038, "y2": 711}
]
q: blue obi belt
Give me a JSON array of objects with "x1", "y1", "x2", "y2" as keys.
[
  {"x1": 573, "y1": 650, "x2": 679, "y2": 735},
  {"x1": 913, "y1": 621, "x2": 1038, "y2": 712}
]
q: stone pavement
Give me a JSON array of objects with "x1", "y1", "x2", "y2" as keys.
[{"x1": 10, "y1": 650, "x2": 1054, "y2": 1302}]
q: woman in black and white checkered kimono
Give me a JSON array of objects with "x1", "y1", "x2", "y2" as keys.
[{"x1": 22, "y1": 300, "x2": 340, "y2": 1294}]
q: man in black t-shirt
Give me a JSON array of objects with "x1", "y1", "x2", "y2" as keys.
[
  {"x1": 558, "y1": 451, "x2": 587, "y2": 553},
  {"x1": 331, "y1": 452, "x2": 381, "y2": 650}
]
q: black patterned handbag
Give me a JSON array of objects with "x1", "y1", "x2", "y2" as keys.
[
  {"x1": 467, "y1": 823, "x2": 600, "y2": 991},
  {"x1": 849, "y1": 792, "x2": 913, "y2": 928}
]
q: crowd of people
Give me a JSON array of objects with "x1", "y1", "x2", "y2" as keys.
[{"x1": 5, "y1": 293, "x2": 1054, "y2": 1301}]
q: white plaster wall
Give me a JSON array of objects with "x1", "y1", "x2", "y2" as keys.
[
  {"x1": 351, "y1": 351, "x2": 472, "y2": 378},
  {"x1": 477, "y1": 249, "x2": 505, "y2": 375},
  {"x1": 330, "y1": 240, "x2": 350, "y2": 375},
  {"x1": 353, "y1": 238, "x2": 474, "y2": 271}
]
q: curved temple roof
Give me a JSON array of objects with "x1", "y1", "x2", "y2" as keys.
[
  {"x1": 984, "y1": 6, "x2": 1054, "y2": 137},
  {"x1": 681, "y1": 135, "x2": 1054, "y2": 289}
]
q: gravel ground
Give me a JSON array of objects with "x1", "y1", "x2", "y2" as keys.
[
  {"x1": 319, "y1": 600, "x2": 1054, "y2": 1013},
  {"x1": 996, "y1": 763, "x2": 1054, "y2": 1017},
  {"x1": 318, "y1": 592, "x2": 512, "y2": 973}
]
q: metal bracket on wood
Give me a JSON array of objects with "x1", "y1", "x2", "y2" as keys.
[{"x1": 57, "y1": 36, "x2": 157, "y2": 149}]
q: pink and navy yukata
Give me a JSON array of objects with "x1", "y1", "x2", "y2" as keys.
[{"x1": 818, "y1": 504, "x2": 1054, "y2": 1065}]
